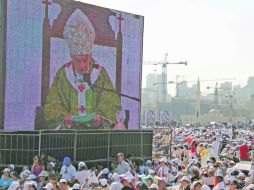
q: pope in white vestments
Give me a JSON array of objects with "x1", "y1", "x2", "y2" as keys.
[{"x1": 44, "y1": 9, "x2": 121, "y2": 129}]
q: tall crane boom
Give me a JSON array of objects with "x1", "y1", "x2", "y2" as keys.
[{"x1": 153, "y1": 53, "x2": 187, "y2": 102}]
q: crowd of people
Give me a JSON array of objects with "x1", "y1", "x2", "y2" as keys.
[
  {"x1": 0, "y1": 123, "x2": 254, "y2": 190},
  {"x1": 154, "y1": 123, "x2": 254, "y2": 162}
]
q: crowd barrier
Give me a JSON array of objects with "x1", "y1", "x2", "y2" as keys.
[{"x1": 0, "y1": 130, "x2": 153, "y2": 166}]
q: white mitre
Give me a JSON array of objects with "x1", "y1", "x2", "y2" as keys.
[{"x1": 63, "y1": 9, "x2": 95, "y2": 55}]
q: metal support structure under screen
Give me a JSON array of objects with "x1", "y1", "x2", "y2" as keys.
[{"x1": 0, "y1": 130, "x2": 153, "y2": 166}]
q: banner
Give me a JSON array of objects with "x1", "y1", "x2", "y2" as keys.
[
  {"x1": 145, "y1": 110, "x2": 158, "y2": 126},
  {"x1": 159, "y1": 111, "x2": 172, "y2": 125}
]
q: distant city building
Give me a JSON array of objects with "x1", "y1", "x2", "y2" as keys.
[
  {"x1": 248, "y1": 93, "x2": 254, "y2": 119},
  {"x1": 143, "y1": 73, "x2": 171, "y2": 103},
  {"x1": 146, "y1": 74, "x2": 163, "y2": 89},
  {"x1": 142, "y1": 74, "x2": 254, "y2": 123},
  {"x1": 177, "y1": 81, "x2": 196, "y2": 98},
  {"x1": 235, "y1": 76, "x2": 254, "y2": 102},
  {"x1": 247, "y1": 76, "x2": 254, "y2": 89},
  {"x1": 251, "y1": 93, "x2": 254, "y2": 103}
]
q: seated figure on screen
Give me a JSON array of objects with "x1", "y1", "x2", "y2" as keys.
[{"x1": 44, "y1": 9, "x2": 121, "y2": 129}]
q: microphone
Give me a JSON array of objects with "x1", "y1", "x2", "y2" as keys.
[{"x1": 84, "y1": 73, "x2": 140, "y2": 102}]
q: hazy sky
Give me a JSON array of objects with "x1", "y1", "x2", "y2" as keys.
[{"x1": 81, "y1": 0, "x2": 254, "y2": 95}]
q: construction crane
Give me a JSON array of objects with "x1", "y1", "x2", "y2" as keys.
[{"x1": 145, "y1": 53, "x2": 187, "y2": 103}]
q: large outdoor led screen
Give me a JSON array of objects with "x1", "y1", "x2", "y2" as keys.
[{"x1": 2, "y1": 0, "x2": 143, "y2": 130}]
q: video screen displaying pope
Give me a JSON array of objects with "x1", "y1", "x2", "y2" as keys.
[{"x1": 44, "y1": 10, "x2": 121, "y2": 129}]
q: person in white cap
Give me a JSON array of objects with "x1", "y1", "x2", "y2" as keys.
[
  {"x1": 144, "y1": 175, "x2": 154, "y2": 188},
  {"x1": 97, "y1": 168, "x2": 109, "y2": 179},
  {"x1": 19, "y1": 169, "x2": 31, "y2": 185},
  {"x1": 0, "y1": 168, "x2": 12, "y2": 190},
  {"x1": 25, "y1": 180, "x2": 37, "y2": 190},
  {"x1": 200, "y1": 169, "x2": 215, "y2": 190},
  {"x1": 99, "y1": 179, "x2": 109, "y2": 190},
  {"x1": 8, "y1": 165, "x2": 15, "y2": 173},
  {"x1": 120, "y1": 176, "x2": 133, "y2": 190},
  {"x1": 191, "y1": 181, "x2": 202, "y2": 190},
  {"x1": 144, "y1": 160, "x2": 153, "y2": 175},
  {"x1": 172, "y1": 172, "x2": 184, "y2": 186},
  {"x1": 245, "y1": 184, "x2": 254, "y2": 190},
  {"x1": 237, "y1": 172, "x2": 246, "y2": 179},
  {"x1": 110, "y1": 173, "x2": 122, "y2": 190},
  {"x1": 74, "y1": 162, "x2": 90, "y2": 185},
  {"x1": 149, "y1": 169, "x2": 159, "y2": 184},
  {"x1": 72, "y1": 183, "x2": 81, "y2": 190},
  {"x1": 23, "y1": 173, "x2": 37, "y2": 190},
  {"x1": 153, "y1": 160, "x2": 160, "y2": 174},
  {"x1": 7, "y1": 172, "x2": 20, "y2": 190},
  {"x1": 134, "y1": 181, "x2": 143, "y2": 190},
  {"x1": 229, "y1": 161, "x2": 235, "y2": 168},
  {"x1": 202, "y1": 185, "x2": 211, "y2": 190},
  {"x1": 221, "y1": 144, "x2": 231, "y2": 154},
  {"x1": 237, "y1": 172, "x2": 246, "y2": 187},
  {"x1": 149, "y1": 183, "x2": 159, "y2": 190},
  {"x1": 157, "y1": 157, "x2": 169, "y2": 183},
  {"x1": 111, "y1": 173, "x2": 120, "y2": 183},
  {"x1": 42, "y1": 183, "x2": 53, "y2": 190},
  {"x1": 168, "y1": 167, "x2": 177, "y2": 183},
  {"x1": 158, "y1": 177, "x2": 167, "y2": 190},
  {"x1": 44, "y1": 8, "x2": 120, "y2": 129},
  {"x1": 243, "y1": 178, "x2": 253, "y2": 190},
  {"x1": 58, "y1": 179, "x2": 69, "y2": 190},
  {"x1": 87, "y1": 176, "x2": 100, "y2": 190},
  {"x1": 110, "y1": 182, "x2": 122, "y2": 190},
  {"x1": 225, "y1": 176, "x2": 237, "y2": 186},
  {"x1": 213, "y1": 170, "x2": 225, "y2": 190},
  {"x1": 27, "y1": 174, "x2": 37, "y2": 181},
  {"x1": 179, "y1": 176, "x2": 191, "y2": 190},
  {"x1": 37, "y1": 171, "x2": 49, "y2": 190}
]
